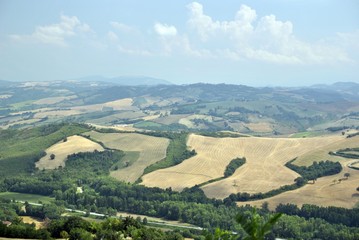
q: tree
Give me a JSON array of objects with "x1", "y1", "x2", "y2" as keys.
[
  {"x1": 344, "y1": 172, "x2": 350, "y2": 179},
  {"x1": 235, "y1": 208, "x2": 282, "y2": 240},
  {"x1": 60, "y1": 230, "x2": 69, "y2": 239},
  {"x1": 261, "y1": 202, "x2": 269, "y2": 213},
  {"x1": 50, "y1": 154, "x2": 55, "y2": 160},
  {"x1": 69, "y1": 228, "x2": 93, "y2": 240}
]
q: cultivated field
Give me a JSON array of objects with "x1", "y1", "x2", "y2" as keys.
[
  {"x1": 88, "y1": 123, "x2": 142, "y2": 132},
  {"x1": 87, "y1": 131, "x2": 169, "y2": 183},
  {"x1": 142, "y1": 133, "x2": 346, "y2": 199},
  {"x1": 3, "y1": 118, "x2": 43, "y2": 129},
  {"x1": 34, "y1": 109, "x2": 84, "y2": 118},
  {"x1": 178, "y1": 115, "x2": 214, "y2": 128},
  {"x1": 36, "y1": 135, "x2": 104, "y2": 170},
  {"x1": 87, "y1": 111, "x2": 147, "y2": 125},
  {"x1": 238, "y1": 160, "x2": 359, "y2": 209},
  {"x1": 152, "y1": 114, "x2": 189, "y2": 125},
  {"x1": 0, "y1": 192, "x2": 53, "y2": 204},
  {"x1": 244, "y1": 122, "x2": 273, "y2": 133},
  {"x1": 33, "y1": 95, "x2": 77, "y2": 105},
  {"x1": 72, "y1": 98, "x2": 135, "y2": 112},
  {"x1": 294, "y1": 133, "x2": 359, "y2": 166},
  {"x1": 0, "y1": 94, "x2": 12, "y2": 99},
  {"x1": 34, "y1": 98, "x2": 136, "y2": 118}
]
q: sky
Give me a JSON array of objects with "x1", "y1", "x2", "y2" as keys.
[{"x1": 0, "y1": 0, "x2": 358, "y2": 86}]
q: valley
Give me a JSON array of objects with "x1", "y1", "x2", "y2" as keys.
[{"x1": 1, "y1": 81, "x2": 359, "y2": 239}]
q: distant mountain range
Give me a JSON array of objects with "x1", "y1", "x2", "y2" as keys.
[
  {"x1": 2, "y1": 77, "x2": 359, "y2": 89},
  {"x1": 74, "y1": 75, "x2": 172, "y2": 86},
  {"x1": 0, "y1": 79, "x2": 14, "y2": 87}
]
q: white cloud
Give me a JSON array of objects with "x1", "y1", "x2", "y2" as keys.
[
  {"x1": 10, "y1": 15, "x2": 93, "y2": 47},
  {"x1": 335, "y1": 30, "x2": 359, "y2": 54},
  {"x1": 185, "y1": 2, "x2": 351, "y2": 64},
  {"x1": 154, "y1": 23, "x2": 177, "y2": 37},
  {"x1": 117, "y1": 44, "x2": 152, "y2": 56},
  {"x1": 110, "y1": 21, "x2": 135, "y2": 33},
  {"x1": 107, "y1": 31, "x2": 119, "y2": 42}
]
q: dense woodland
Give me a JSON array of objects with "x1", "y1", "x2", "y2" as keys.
[{"x1": 0, "y1": 124, "x2": 359, "y2": 239}]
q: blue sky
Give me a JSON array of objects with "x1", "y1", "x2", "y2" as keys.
[{"x1": 0, "y1": 0, "x2": 358, "y2": 86}]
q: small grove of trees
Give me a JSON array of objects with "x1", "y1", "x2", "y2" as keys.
[
  {"x1": 143, "y1": 133, "x2": 196, "y2": 175},
  {"x1": 50, "y1": 154, "x2": 55, "y2": 160},
  {"x1": 285, "y1": 160, "x2": 342, "y2": 182},
  {"x1": 224, "y1": 157, "x2": 246, "y2": 177}
]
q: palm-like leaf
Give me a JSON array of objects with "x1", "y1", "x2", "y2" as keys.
[{"x1": 236, "y1": 208, "x2": 282, "y2": 240}]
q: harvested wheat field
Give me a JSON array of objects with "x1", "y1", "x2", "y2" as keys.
[
  {"x1": 142, "y1": 134, "x2": 346, "y2": 198},
  {"x1": 34, "y1": 109, "x2": 84, "y2": 118},
  {"x1": 71, "y1": 98, "x2": 136, "y2": 112},
  {"x1": 238, "y1": 159, "x2": 359, "y2": 209},
  {"x1": 152, "y1": 114, "x2": 190, "y2": 125},
  {"x1": 293, "y1": 132, "x2": 359, "y2": 166},
  {"x1": 244, "y1": 122, "x2": 273, "y2": 133},
  {"x1": 36, "y1": 135, "x2": 104, "y2": 170},
  {"x1": 87, "y1": 131, "x2": 169, "y2": 183},
  {"x1": 88, "y1": 123, "x2": 141, "y2": 132},
  {"x1": 33, "y1": 95, "x2": 77, "y2": 105}
]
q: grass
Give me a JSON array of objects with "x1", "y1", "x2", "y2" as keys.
[
  {"x1": 0, "y1": 191, "x2": 54, "y2": 204},
  {"x1": 111, "y1": 151, "x2": 140, "y2": 170},
  {"x1": 290, "y1": 131, "x2": 324, "y2": 138}
]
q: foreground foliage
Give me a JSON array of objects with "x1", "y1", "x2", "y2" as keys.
[{"x1": 236, "y1": 209, "x2": 282, "y2": 240}]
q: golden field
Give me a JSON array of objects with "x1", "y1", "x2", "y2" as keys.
[
  {"x1": 87, "y1": 131, "x2": 169, "y2": 183},
  {"x1": 36, "y1": 135, "x2": 104, "y2": 170},
  {"x1": 142, "y1": 133, "x2": 352, "y2": 200}
]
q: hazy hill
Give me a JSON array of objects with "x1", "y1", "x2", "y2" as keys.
[
  {"x1": 75, "y1": 75, "x2": 172, "y2": 86},
  {"x1": 1, "y1": 80, "x2": 359, "y2": 135},
  {"x1": 0, "y1": 79, "x2": 15, "y2": 87}
]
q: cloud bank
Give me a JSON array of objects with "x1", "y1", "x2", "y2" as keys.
[
  {"x1": 10, "y1": 15, "x2": 92, "y2": 47},
  {"x1": 8, "y1": 2, "x2": 356, "y2": 65}
]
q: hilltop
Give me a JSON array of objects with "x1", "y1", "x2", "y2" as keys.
[{"x1": 1, "y1": 80, "x2": 359, "y2": 136}]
